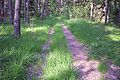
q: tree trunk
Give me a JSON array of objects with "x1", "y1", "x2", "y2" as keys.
[
  {"x1": 105, "y1": 0, "x2": 109, "y2": 23},
  {"x1": 24, "y1": 0, "x2": 29, "y2": 24},
  {"x1": 9, "y1": 0, "x2": 14, "y2": 24},
  {"x1": 34, "y1": 0, "x2": 38, "y2": 15},
  {"x1": 26, "y1": 0, "x2": 29, "y2": 24},
  {"x1": 38, "y1": 0, "x2": 41, "y2": 15},
  {"x1": 3, "y1": 0, "x2": 8, "y2": 22},
  {"x1": 41, "y1": 0, "x2": 47, "y2": 20},
  {"x1": 0, "y1": 0, "x2": 4, "y2": 21},
  {"x1": 24, "y1": 0, "x2": 26, "y2": 22},
  {"x1": 90, "y1": 0, "x2": 94, "y2": 20},
  {"x1": 118, "y1": 4, "x2": 120, "y2": 23},
  {"x1": 14, "y1": 0, "x2": 21, "y2": 37}
]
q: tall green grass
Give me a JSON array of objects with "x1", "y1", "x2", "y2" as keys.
[
  {"x1": 41, "y1": 23, "x2": 77, "y2": 80},
  {"x1": 0, "y1": 18, "x2": 50, "y2": 80},
  {"x1": 65, "y1": 19, "x2": 120, "y2": 71}
]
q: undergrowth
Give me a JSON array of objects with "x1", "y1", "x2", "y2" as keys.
[{"x1": 0, "y1": 18, "x2": 50, "y2": 80}]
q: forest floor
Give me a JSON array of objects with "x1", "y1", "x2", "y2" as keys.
[
  {"x1": 62, "y1": 24, "x2": 102, "y2": 80},
  {"x1": 0, "y1": 16, "x2": 120, "y2": 80},
  {"x1": 27, "y1": 27, "x2": 55, "y2": 80},
  {"x1": 64, "y1": 19, "x2": 120, "y2": 80},
  {"x1": 62, "y1": 23, "x2": 120, "y2": 80}
]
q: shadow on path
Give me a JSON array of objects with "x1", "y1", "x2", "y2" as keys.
[{"x1": 62, "y1": 24, "x2": 102, "y2": 80}]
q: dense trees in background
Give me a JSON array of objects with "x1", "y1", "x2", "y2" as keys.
[
  {"x1": 64, "y1": 0, "x2": 120, "y2": 24},
  {"x1": 0, "y1": 0, "x2": 120, "y2": 37}
]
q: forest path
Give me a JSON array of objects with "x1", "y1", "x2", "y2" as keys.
[
  {"x1": 105, "y1": 60, "x2": 120, "y2": 80},
  {"x1": 27, "y1": 28, "x2": 54, "y2": 80},
  {"x1": 62, "y1": 24, "x2": 102, "y2": 80}
]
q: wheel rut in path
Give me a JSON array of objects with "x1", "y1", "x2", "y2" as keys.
[
  {"x1": 27, "y1": 28, "x2": 54, "y2": 80},
  {"x1": 62, "y1": 24, "x2": 102, "y2": 80},
  {"x1": 105, "y1": 60, "x2": 120, "y2": 80}
]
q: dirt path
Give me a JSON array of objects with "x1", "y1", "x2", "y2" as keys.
[
  {"x1": 27, "y1": 28, "x2": 54, "y2": 80},
  {"x1": 62, "y1": 24, "x2": 102, "y2": 80},
  {"x1": 105, "y1": 60, "x2": 120, "y2": 80}
]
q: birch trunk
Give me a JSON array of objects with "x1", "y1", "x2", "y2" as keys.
[
  {"x1": 14, "y1": 0, "x2": 21, "y2": 37},
  {"x1": 105, "y1": 0, "x2": 109, "y2": 23}
]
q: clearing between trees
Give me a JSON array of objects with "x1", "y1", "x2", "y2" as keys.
[{"x1": 1, "y1": 17, "x2": 120, "y2": 80}]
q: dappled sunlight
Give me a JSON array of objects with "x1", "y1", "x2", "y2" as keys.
[
  {"x1": 42, "y1": 24, "x2": 77, "y2": 80},
  {"x1": 24, "y1": 27, "x2": 48, "y2": 33},
  {"x1": 1, "y1": 0, "x2": 120, "y2": 79},
  {"x1": 62, "y1": 25, "x2": 102, "y2": 79},
  {"x1": 107, "y1": 34, "x2": 120, "y2": 41},
  {"x1": 0, "y1": 19, "x2": 50, "y2": 79},
  {"x1": 65, "y1": 19, "x2": 120, "y2": 67},
  {"x1": 105, "y1": 26, "x2": 120, "y2": 41},
  {"x1": 0, "y1": 32, "x2": 7, "y2": 35},
  {"x1": 46, "y1": 67, "x2": 76, "y2": 80},
  {"x1": 0, "y1": 24, "x2": 13, "y2": 36},
  {"x1": 43, "y1": 50, "x2": 71, "y2": 79},
  {"x1": 65, "y1": 19, "x2": 105, "y2": 45}
]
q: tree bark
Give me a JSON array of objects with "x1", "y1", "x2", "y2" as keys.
[
  {"x1": 14, "y1": 0, "x2": 21, "y2": 37},
  {"x1": 41, "y1": 0, "x2": 47, "y2": 20},
  {"x1": 24, "y1": 0, "x2": 29, "y2": 24},
  {"x1": 26, "y1": 0, "x2": 29, "y2": 24},
  {"x1": 38, "y1": 0, "x2": 41, "y2": 15},
  {"x1": 34, "y1": 0, "x2": 38, "y2": 15},
  {"x1": 118, "y1": 4, "x2": 120, "y2": 23},
  {"x1": 9, "y1": 0, "x2": 14, "y2": 24},
  {"x1": 3, "y1": 0, "x2": 6, "y2": 22},
  {"x1": 105, "y1": 0, "x2": 109, "y2": 23},
  {"x1": 0, "y1": 0, "x2": 4, "y2": 21},
  {"x1": 24, "y1": 0, "x2": 26, "y2": 22},
  {"x1": 90, "y1": 0, "x2": 94, "y2": 20}
]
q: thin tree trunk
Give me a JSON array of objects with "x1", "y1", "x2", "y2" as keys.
[
  {"x1": 105, "y1": 0, "x2": 109, "y2": 23},
  {"x1": 41, "y1": 0, "x2": 47, "y2": 20},
  {"x1": 38, "y1": 0, "x2": 41, "y2": 15},
  {"x1": 0, "y1": 0, "x2": 4, "y2": 21},
  {"x1": 118, "y1": 4, "x2": 120, "y2": 23},
  {"x1": 26, "y1": 0, "x2": 29, "y2": 24},
  {"x1": 24, "y1": 0, "x2": 26, "y2": 22},
  {"x1": 3, "y1": 0, "x2": 6, "y2": 22},
  {"x1": 14, "y1": 0, "x2": 21, "y2": 37},
  {"x1": 90, "y1": 0, "x2": 94, "y2": 20},
  {"x1": 45, "y1": 0, "x2": 49, "y2": 16},
  {"x1": 34, "y1": 0, "x2": 38, "y2": 15},
  {"x1": 3, "y1": 0, "x2": 8, "y2": 22},
  {"x1": 9, "y1": 0, "x2": 14, "y2": 24},
  {"x1": 24, "y1": 0, "x2": 29, "y2": 24}
]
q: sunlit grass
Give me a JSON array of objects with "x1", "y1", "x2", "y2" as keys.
[
  {"x1": 1, "y1": 15, "x2": 119, "y2": 79},
  {"x1": 105, "y1": 26, "x2": 120, "y2": 41},
  {"x1": 98, "y1": 63, "x2": 107, "y2": 74},
  {"x1": 0, "y1": 18, "x2": 50, "y2": 80},
  {"x1": 65, "y1": 19, "x2": 120, "y2": 72},
  {"x1": 41, "y1": 24, "x2": 77, "y2": 80}
]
